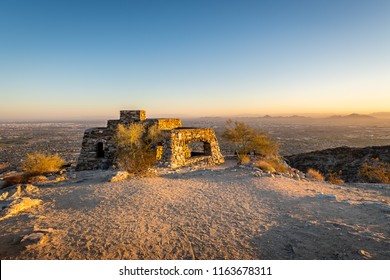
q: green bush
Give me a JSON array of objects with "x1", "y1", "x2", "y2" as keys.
[
  {"x1": 114, "y1": 123, "x2": 161, "y2": 175},
  {"x1": 222, "y1": 120, "x2": 280, "y2": 158}
]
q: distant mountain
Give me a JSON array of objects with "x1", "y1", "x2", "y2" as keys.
[
  {"x1": 327, "y1": 113, "x2": 376, "y2": 120},
  {"x1": 370, "y1": 112, "x2": 390, "y2": 119},
  {"x1": 260, "y1": 115, "x2": 308, "y2": 119}
]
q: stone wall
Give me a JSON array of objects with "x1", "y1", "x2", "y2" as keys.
[
  {"x1": 120, "y1": 110, "x2": 146, "y2": 122},
  {"x1": 159, "y1": 128, "x2": 224, "y2": 168},
  {"x1": 76, "y1": 110, "x2": 224, "y2": 170},
  {"x1": 76, "y1": 127, "x2": 116, "y2": 170},
  {"x1": 156, "y1": 119, "x2": 182, "y2": 130}
]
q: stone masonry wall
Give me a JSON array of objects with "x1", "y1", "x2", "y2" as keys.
[
  {"x1": 144, "y1": 119, "x2": 182, "y2": 131},
  {"x1": 76, "y1": 110, "x2": 224, "y2": 170},
  {"x1": 76, "y1": 127, "x2": 116, "y2": 170},
  {"x1": 159, "y1": 128, "x2": 224, "y2": 168},
  {"x1": 120, "y1": 110, "x2": 146, "y2": 122}
]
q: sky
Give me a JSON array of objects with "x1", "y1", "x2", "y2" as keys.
[{"x1": 0, "y1": 0, "x2": 389, "y2": 120}]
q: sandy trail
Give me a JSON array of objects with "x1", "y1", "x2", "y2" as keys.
[{"x1": 1, "y1": 162, "x2": 390, "y2": 260}]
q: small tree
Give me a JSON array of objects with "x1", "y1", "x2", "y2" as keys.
[
  {"x1": 114, "y1": 123, "x2": 161, "y2": 175},
  {"x1": 222, "y1": 120, "x2": 279, "y2": 158}
]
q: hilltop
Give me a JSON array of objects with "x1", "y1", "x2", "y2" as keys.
[
  {"x1": 286, "y1": 146, "x2": 390, "y2": 182},
  {"x1": 1, "y1": 160, "x2": 389, "y2": 260}
]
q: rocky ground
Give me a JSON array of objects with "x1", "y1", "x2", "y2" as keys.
[
  {"x1": 1, "y1": 160, "x2": 390, "y2": 260},
  {"x1": 286, "y1": 145, "x2": 390, "y2": 182}
]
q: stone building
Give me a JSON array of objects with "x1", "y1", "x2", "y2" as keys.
[{"x1": 76, "y1": 110, "x2": 224, "y2": 170}]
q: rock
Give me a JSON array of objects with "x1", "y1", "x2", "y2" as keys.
[
  {"x1": 317, "y1": 193, "x2": 337, "y2": 200},
  {"x1": 21, "y1": 232, "x2": 44, "y2": 243},
  {"x1": 53, "y1": 176, "x2": 67, "y2": 182},
  {"x1": 1, "y1": 201, "x2": 9, "y2": 210},
  {"x1": 2, "y1": 197, "x2": 42, "y2": 219},
  {"x1": 109, "y1": 171, "x2": 130, "y2": 182},
  {"x1": 11, "y1": 184, "x2": 39, "y2": 198},
  {"x1": 0, "y1": 191, "x2": 9, "y2": 200},
  {"x1": 286, "y1": 145, "x2": 390, "y2": 183},
  {"x1": 358, "y1": 249, "x2": 372, "y2": 259},
  {"x1": 362, "y1": 202, "x2": 390, "y2": 212}
]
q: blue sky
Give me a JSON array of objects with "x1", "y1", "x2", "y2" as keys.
[{"x1": 0, "y1": 0, "x2": 389, "y2": 120}]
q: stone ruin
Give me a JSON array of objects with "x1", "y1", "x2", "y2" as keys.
[{"x1": 76, "y1": 110, "x2": 224, "y2": 170}]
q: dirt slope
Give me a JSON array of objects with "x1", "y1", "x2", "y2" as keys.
[{"x1": 1, "y1": 162, "x2": 390, "y2": 260}]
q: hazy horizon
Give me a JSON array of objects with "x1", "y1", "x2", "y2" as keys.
[
  {"x1": 1, "y1": 111, "x2": 390, "y2": 122},
  {"x1": 1, "y1": 0, "x2": 390, "y2": 120}
]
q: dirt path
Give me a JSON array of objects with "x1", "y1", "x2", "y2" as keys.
[{"x1": 1, "y1": 163, "x2": 390, "y2": 259}]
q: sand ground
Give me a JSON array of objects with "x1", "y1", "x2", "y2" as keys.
[{"x1": 1, "y1": 160, "x2": 390, "y2": 260}]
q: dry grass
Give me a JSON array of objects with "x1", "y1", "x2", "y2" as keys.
[
  {"x1": 359, "y1": 158, "x2": 390, "y2": 184},
  {"x1": 254, "y1": 160, "x2": 276, "y2": 172},
  {"x1": 22, "y1": 152, "x2": 64, "y2": 175},
  {"x1": 254, "y1": 157, "x2": 288, "y2": 173},
  {"x1": 267, "y1": 158, "x2": 288, "y2": 173},
  {"x1": 306, "y1": 168, "x2": 325, "y2": 181},
  {"x1": 238, "y1": 154, "x2": 251, "y2": 165},
  {"x1": 328, "y1": 172, "x2": 345, "y2": 185}
]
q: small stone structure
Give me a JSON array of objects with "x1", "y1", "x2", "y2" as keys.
[{"x1": 76, "y1": 110, "x2": 224, "y2": 170}]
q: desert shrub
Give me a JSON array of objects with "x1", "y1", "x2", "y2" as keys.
[
  {"x1": 328, "y1": 171, "x2": 345, "y2": 184},
  {"x1": 254, "y1": 157, "x2": 287, "y2": 173},
  {"x1": 254, "y1": 160, "x2": 275, "y2": 173},
  {"x1": 267, "y1": 157, "x2": 288, "y2": 173},
  {"x1": 114, "y1": 123, "x2": 161, "y2": 175},
  {"x1": 238, "y1": 154, "x2": 251, "y2": 165},
  {"x1": 359, "y1": 158, "x2": 390, "y2": 184},
  {"x1": 222, "y1": 120, "x2": 280, "y2": 159},
  {"x1": 22, "y1": 152, "x2": 64, "y2": 175},
  {"x1": 306, "y1": 168, "x2": 325, "y2": 181}
]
